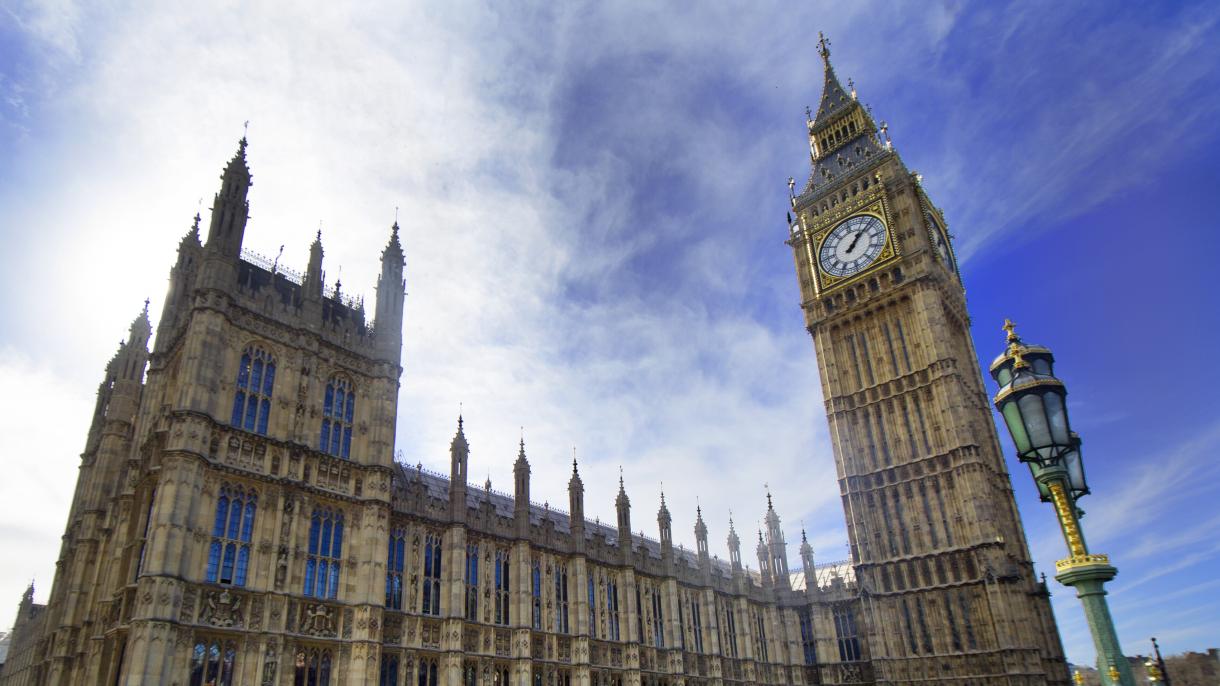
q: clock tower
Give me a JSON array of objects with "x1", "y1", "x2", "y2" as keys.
[{"x1": 787, "y1": 35, "x2": 1069, "y2": 685}]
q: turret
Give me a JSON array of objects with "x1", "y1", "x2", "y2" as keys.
[
  {"x1": 568, "y1": 454, "x2": 584, "y2": 540},
  {"x1": 799, "y1": 529, "x2": 816, "y2": 589},
  {"x1": 304, "y1": 230, "x2": 325, "y2": 301},
  {"x1": 204, "y1": 137, "x2": 252, "y2": 257},
  {"x1": 615, "y1": 473, "x2": 631, "y2": 559},
  {"x1": 513, "y1": 436, "x2": 530, "y2": 535},
  {"x1": 375, "y1": 221, "x2": 406, "y2": 360},
  {"x1": 657, "y1": 491, "x2": 672, "y2": 558},
  {"x1": 694, "y1": 505, "x2": 710, "y2": 569},
  {"x1": 449, "y1": 416, "x2": 468, "y2": 519},
  {"x1": 756, "y1": 530, "x2": 773, "y2": 587},
  {"x1": 155, "y1": 214, "x2": 203, "y2": 352},
  {"x1": 765, "y1": 491, "x2": 791, "y2": 589},
  {"x1": 727, "y1": 514, "x2": 742, "y2": 573}
]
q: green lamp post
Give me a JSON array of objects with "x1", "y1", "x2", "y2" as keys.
[{"x1": 990, "y1": 320, "x2": 1134, "y2": 686}]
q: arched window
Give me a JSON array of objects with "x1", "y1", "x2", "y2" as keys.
[
  {"x1": 189, "y1": 638, "x2": 237, "y2": 686},
  {"x1": 205, "y1": 485, "x2": 257, "y2": 586},
  {"x1": 319, "y1": 376, "x2": 355, "y2": 458},
  {"x1": 386, "y1": 527, "x2": 406, "y2": 610},
  {"x1": 494, "y1": 549, "x2": 510, "y2": 626},
  {"x1": 294, "y1": 648, "x2": 332, "y2": 686},
  {"x1": 231, "y1": 346, "x2": 275, "y2": 435},
  {"x1": 531, "y1": 559, "x2": 542, "y2": 630},
  {"x1": 554, "y1": 563, "x2": 569, "y2": 634},
  {"x1": 417, "y1": 657, "x2": 438, "y2": 686},
  {"x1": 422, "y1": 533, "x2": 442, "y2": 616},
  {"x1": 379, "y1": 654, "x2": 399, "y2": 686},
  {"x1": 304, "y1": 509, "x2": 344, "y2": 599},
  {"x1": 465, "y1": 543, "x2": 479, "y2": 620}
]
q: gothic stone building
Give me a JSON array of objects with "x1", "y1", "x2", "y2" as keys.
[{"x1": 0, "y1": 39, "x2": 1069, "y2": 686}]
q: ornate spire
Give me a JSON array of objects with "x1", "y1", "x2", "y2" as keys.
[
  {"x1": 811, "y1": 32, "x2": 853, "y2": 125},
  {"x1": 450, "y1": 414, "x2": 468, "y2": 453},
  {"x1": 127, "y1": 299, "x2": 152, "y2": 347}
]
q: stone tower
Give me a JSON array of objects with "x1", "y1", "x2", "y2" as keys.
[{"x1": 785, "y1": 35, "x2": 1069, "y2": 685}]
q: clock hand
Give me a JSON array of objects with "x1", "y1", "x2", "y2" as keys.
[{"x1": 846, "y1": 230, "x2": 864, "y2": 253}]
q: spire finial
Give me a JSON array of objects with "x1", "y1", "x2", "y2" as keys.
[
  {"x1": 805, "y1": 105, "x2": 812, "y2": 122},
  {"x1": 572, "y1": 446, "x2": 578, "y2": 473},
  {"x1": 848, "y1": 77, "x2": 856, "y2": 100},
  {"x1": 457, "y1": 403, "x2": 464, "y2": 432},
  {"x1": 1003, "y1": 318, "x2": 1019, "y2": 344},
  {"x1": 817, "y1": 32, "x2": 831, "y2": 61},
  {"x1": 618, "y1": 466, "x2": 624, "y2": 490}
]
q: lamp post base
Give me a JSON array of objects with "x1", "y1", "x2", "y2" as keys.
[{"x1": 1055, "y1": 558, "x2": 1133, "y2": 686}]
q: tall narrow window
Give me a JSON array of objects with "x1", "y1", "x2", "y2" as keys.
[
  {"x1": 294, "y1": 648, "x2": 333, "y2": 686},
  {"x1": 721, "y1": 599, "x2": 739, "y2": 658},
  {"x1": 797, "y1": 606, "x2": 817, "y2": 666},
  {"x1": 465, "y1": 543, "x2": 479, "y2": 621},
  {"x1": 691, "y1": 598, "x2": 704, "y2": 653},
  {"x1": 587, "y1": 574, "x2": 597, "y2": 639},
  {"x1": 206, "y1": 485, "x2": 256, "y2": 586},
  {"x1": 319, "y1": 376, "x2": 355, "y2": 459},
  {"x1": 304, "y1": 509, "x2": 344, "y2": 599},
  {"x1": 231, "y1": 346, "x2": 275, "y2": 435},
  {"x1": 531, "y1": 560, "x2": 542, "y2": 629},
  {"x1": 136, "y1": 489, "x2": 156, "y2": 577},
  {"x1": 417, "y1": 657, "x2": 438, "y2": 686},
  {"x1": 494, "y1": 549, "x2": 510, "y2": 625},
  {"x1": 386, "y1": 527, "x2": 406, "y2": 609},
  {"x1": 554, "y1": 564, "x2": 570, "y2": 634},
  {"x1": 422, "y1": 534, "x2": 442, "y2": 616},
  {"x1": 651, "y1": 589, "x2": 664, "y2": 648},
  {"x1": 607, "y1": 579, "x2": 620, "y2": 641},
  {"x1": 754, "y1": 608, "x2": 769, "y2": 661},
  {"x1": 189, "y1": 639, "x2": 237, "y2": 686},
  {"x1": 833, "y1": 604, "x2": 861, "y2": 661},
  {"x1": 379, "y1": 654, "x2": 399, "y2": 686}
]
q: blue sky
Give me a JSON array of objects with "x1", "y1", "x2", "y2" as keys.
[{"x1": 1, "y1": 0, "x2": 1218, "y2": 668}]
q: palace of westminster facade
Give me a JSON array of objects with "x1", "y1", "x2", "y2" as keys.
[{"x1": 0, "y1": 38, "x2": 1072, "y2": 686}]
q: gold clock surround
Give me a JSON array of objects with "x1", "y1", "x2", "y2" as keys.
[{"x1": 800, "y1": 184, "x2": 900, "y2": 296}]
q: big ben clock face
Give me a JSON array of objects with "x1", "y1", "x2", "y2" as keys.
[
  {"x1": 925, "y1": 211, "x2": 956, "y2": 271},
  {"x1": 818, "y1": 214, "x2": 888, "y2": 278}
]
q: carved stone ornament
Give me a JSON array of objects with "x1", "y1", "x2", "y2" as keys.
[
  {"x1": 204, "y1": 588, "x2": 244, "y2": 628},
  {"x1": 303, "y1": 603, "x2": 336, "y2": 637}
]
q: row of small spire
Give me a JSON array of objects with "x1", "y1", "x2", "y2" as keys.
[{"x1": 443, "y1": 416, "x2": 817, "y2": 580}]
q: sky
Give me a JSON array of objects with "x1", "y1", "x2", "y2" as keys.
[{"x1": 1, "y1": 0, "x2": 1219, "y2": 669}]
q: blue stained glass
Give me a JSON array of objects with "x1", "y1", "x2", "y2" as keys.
[
  {"x1": 332, "y1": 520, "x2": 344, "y2": 557},
  {"x1": 304, "y1": 559, "x2": 315, "y2": 596},
  {"x1": 329, "y1": 562, "x2": 340, "y2": 598},
  {"x1": 213, "y1": 496, "x2": 229, "y2": 536},
  {"x1": 244, "y1": 398, "x2": 257, "y2": 431},
  {"x1": 320, "y1": 420, "x2": 331, "y2": 452},
  {"x1": 396, "y1": 540, "x2": 405, "y2": 571},
  {"x1": 221, "y1": 542, "x2": 236, "y2": 582},
  {"x1": 237, "y1": 354, "x2": 250, "y2": 388},
  {"x1": 251, "y1": 359, "x2": 263, "y2": 393},
  {"x1": 263, "y1": 362, "x2": 276, "y2": 396},
  {"x1": 324, "y1": 385, "x2": 334, "y2": 417},
  {"x1": 317, "y1": 561, "x2": 329, "y2": 597},
  {"x1": 424, "y1": 542, "x2": 434, "y2": 576},
  {"x1": 242, "y1": 501, "x2": 256, "y2": 541},
  {"x1": 330, "y1": 427, "x2": 341, "y2": 455},
  {"x1": 345, "y1": 392, "x2": 354, "y2": 423},
  {"x1": 231, "y1": 392, "x2": 245, "y2": 427},
  {"x1": 308, "y1": 516, "x2": 320, "y2": 554},
  {"x1": 236, "y1": 545, "x2": 249, "y2": 586},
  {"x1": 320, "y1": 519, "x2": 332, "y2": 555},
  {"x1": 333, "y1": 388, "x2": 344, "y2": 420},
  {"x1": 342, "y1": 427, "x2": 352, "y2": 459},
  {"x1": 258, "y1": 399, "x2": 270, "y2": 435},
  {"x1": 227, "y1": 499, "x2": 242, "y2": 539},
  {"x1": 206, "y1": 541, "x2": 221, "y2": 582}
]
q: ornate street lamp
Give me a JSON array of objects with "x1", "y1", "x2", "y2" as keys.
[{"x1": 990, "y1": 320, "x2": 1134, "y2": 686}]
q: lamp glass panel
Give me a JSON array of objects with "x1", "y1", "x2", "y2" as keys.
[
  {"x1": 1033, "y1": 358, "x2": 1051, "y2": 375},
  {"x1": 1065, "y1": 450, "x2": 1087, "y2": 494},
  {"x1": 1018, "y1": 393, "x2": 1052, "y2": 452},
  {"x1": 996, "y1": 367, "x2": 1012, "y2": 386},
  {"x1": 1043, "y1": 391, "x2": 1071, "y2": 448},
  {"x1": 1001, "y1": 402, "x2": 1031, "y2": 454}
]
